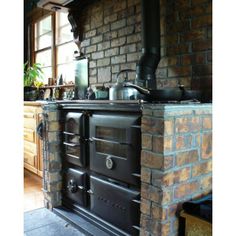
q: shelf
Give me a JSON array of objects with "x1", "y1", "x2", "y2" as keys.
[{"x1": 41, "y1": 84, "x2": 75, "y2": 89}]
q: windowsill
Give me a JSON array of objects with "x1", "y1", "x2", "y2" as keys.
[{"x1": 41, "y1": 84, "x2": 75, "y2": 89}]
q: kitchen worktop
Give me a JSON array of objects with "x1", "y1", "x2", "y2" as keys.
[
  {"x1": 25, "y1": 100, "x2": 145, "y2": 112},
  {"x1": 24, "y1": 100, "x2": 211, "y2": 111},
  {"x1": 25, "y1": 99, "x2": 210, "y2": 105},
  {"x1": 24, "y1": 101, "x2": 49, "y2": 106},
  {"x1": 25, "y1": 99, "x2": 211, "y2": 113}
]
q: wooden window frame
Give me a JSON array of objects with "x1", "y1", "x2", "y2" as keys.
[{"x1": 31, "y1": 11, "x2": 74, "y2": 82}]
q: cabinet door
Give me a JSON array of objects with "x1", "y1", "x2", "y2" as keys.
[
  {"x1": 24, "y1": 116, "x2": 36, "y2": 130},
  {"x1": 24, "y1": 152, "x2": 37, "y2": 175},
  {"x1": 24, "y1": 140, "x2": 37, "y2": 155},
  {"x1": 24, "y1": 105, "x2": 43, "y2": 177},
  {"x1": 24, "y1": 106, "x2": 37, "y2": 114},
  {"x1": 24, "y1": 151, "x2": 36, "y2": 167},
  {"x1": 24, "y1": 128, "x2": 35, "y2": 142}
]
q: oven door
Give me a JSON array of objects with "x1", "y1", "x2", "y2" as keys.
[
  {"x1": 62, "y1": 168, "x2": 87, "y2": 207},
  {"x1": 89, "y1": 112, "x2": 141, "y2": 186},
  {"x1": 89, "y1": 175, "x2": 140, "y2": 235},
  {"x1": 65, "y1": 112, "x2": 84, "y2": 135},
  {"x1": 63, "y1": 112, "x2": 87, "y2": 167}
]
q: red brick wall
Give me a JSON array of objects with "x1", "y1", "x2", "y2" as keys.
[
  {"x1": 159, "y1": 0, "x2": 212, "y2": 101},
  {"x1": 77, "y1": 0, "x2": 141, "y2": 84},
  {"x1": 140, "y1": 104, "x2": 212, "y2": 236},
  {"x1": 77, "y1": 0, "x2": 212, "y2": 101}
]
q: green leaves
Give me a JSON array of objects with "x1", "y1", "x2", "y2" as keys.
[{"x1": 24, "y1": 62, "x2": 44, "y2": 87}]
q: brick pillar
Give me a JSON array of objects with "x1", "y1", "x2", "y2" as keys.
[
  {"x1": 42, "y1": 103, "x2": 63, "y2": 210},
  {"x1": 140, "y1": 104, "x2": 212, "y2": 236}
]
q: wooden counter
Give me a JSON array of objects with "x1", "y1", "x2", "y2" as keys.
[{"x1": 24, "y1": 102, "x2": 43, "y2": 177}]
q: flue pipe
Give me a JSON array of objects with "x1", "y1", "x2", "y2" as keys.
[{"x1": 136, "y1": 0, "x2": 160, "y2": 89}]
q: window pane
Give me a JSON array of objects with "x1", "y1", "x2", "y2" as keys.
[
  {"x1": 57, "y1": 63, "x2": 75, "y2": 83},
  {"x1": 56, "y1": 12, "x2": 69, "y2": 27},
  {"x1": 56, "y1": 12, "x2": 72, "y2": 44},
  {"x1": 41, "y1": 67, "x2": 52, "y2": 84},
  {"x1": 57, "y1": 42, "x2": 77, "y2": 64},
  {"x1": 56, "y1": 25, "x2": 73, "y2": 44},
  {"x1": 39, "y1": 16, "x2": 51, "y2": 35},
  {"x1": 35, "y1": 50, "x2": 52, "y2": 67},
  {"x1": 35, "y1": 32, "x2": 52, "y2": 50},
  {"x1": 95, "y1": 140, "x2": 128, "y2": 158}
]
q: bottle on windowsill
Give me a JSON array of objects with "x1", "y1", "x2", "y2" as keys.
[{"x1": 58, "y1": 74, "x2": 63, "y2": 85}]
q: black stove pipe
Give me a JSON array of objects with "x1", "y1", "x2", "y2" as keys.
[{"x1": 136, "y1": 0, "x2": 160, "y2": 89}]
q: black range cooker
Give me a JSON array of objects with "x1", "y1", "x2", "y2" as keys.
[{"x1": 58, "y1": 100, "x2": 142, "y2": 236}]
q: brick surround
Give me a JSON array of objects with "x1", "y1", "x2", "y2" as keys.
[
  {"x1": 41, "y1": 102, "x2": 212, "y2": 235},
  {"x1": 42, "y1": 103, "x2": 62, "y2": 210},
  {"x1": 140, "y1": 104, "x2": 212, "y2": 236}
]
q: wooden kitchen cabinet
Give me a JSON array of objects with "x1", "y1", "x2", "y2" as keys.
[{"x1": 24, "y1": 103, "x2": 43, "y2": 177}]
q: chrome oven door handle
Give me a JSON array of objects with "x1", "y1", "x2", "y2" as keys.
[
  {"x1": 87, "y1": 189, "x2": 94, "y2": 195},
  {"x1": 132, "y1": 199, "x2": 141, "y2": 204},
  {"x1": 132, "y1": 225, "x2": 141, "y2": 231},
  {"x1": 90, "y1": 137, "x2": 130, "y2": 146},
  {"x1": 63, "y1": 131, "x2": 80, "y2": 136},
  {"x1": 63, "y1": 142, "x2": 80, "y2": 147}
]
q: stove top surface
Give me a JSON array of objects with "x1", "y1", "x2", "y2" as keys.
[
  {"x1": 55, "y1": 99, "x2": 201, "y2": 105},
  {"x1": 56, "y1": 99, "x2": 143, "y2": 104}
]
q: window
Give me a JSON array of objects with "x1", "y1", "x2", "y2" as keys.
[
  {"x1": 33, "y1": 12, "x2": 77, "y2": 84},
  {"x1": 34, "y1": 15, "x2": 52, "y2": 82},
  {"x1": 55, "y1": 12, "x2": 77, "y2": 84}
]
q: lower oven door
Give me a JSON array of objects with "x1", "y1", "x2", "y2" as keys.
[
  {"x1": 62, "y1": 168, "x2": 87, "y2": 207},
  {"x1": 89, "y1": 175, "x2": 140, "y2": 235},
  {"x1": 89, "y1": 112, "x2": 141, "y2": 186}
]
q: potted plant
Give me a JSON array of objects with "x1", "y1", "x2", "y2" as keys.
[{"x1": 24, "y1": 62, "x2": 44, "y2": 101}]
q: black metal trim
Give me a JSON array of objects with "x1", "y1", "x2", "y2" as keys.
[{"x1": 136, "y1": 0, "x2": 161, "y2": 89}]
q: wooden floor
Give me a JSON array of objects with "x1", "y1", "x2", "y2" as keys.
[{"x1": 24, "y1": 170, "x2": 44, "y2": 212}]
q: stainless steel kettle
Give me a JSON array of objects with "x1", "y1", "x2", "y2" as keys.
[{"x1": 109, "y1": 69, "x2": 139, "y2": 100}]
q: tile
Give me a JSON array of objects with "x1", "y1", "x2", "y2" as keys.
[
  {"x1": 24, "y1": 208, "x2": 85, "y2": 236},
  {"x1": 24, "y1": 172, "x2": 84, "y2": 235},
  {"x1": 24, "y1": 208, "x2": 65, "y2": 232},
  {"x1": 25, "y1": 222, "x2": 84, "y2": 236}
]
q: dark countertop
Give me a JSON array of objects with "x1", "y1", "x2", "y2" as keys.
[
  {"x1": 25, "y1": 99, "x2": 211, "y2": 112},
  {"x1": 56, "y1": 100, "x2": 144, "y2": 112}
]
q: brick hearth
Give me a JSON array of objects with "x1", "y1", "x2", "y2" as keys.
[
  {"x1": 41, "y1": 102, "x2": 212, "y2": 236},
  {"x1": 139, "y1": 103, "x2": 212, "y2": 236}
]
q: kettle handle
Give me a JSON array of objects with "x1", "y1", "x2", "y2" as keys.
[
  {"x1": 116, "y1": 69, "x2": 136, "y2": 82},
  {"x1": 123, "y1": 82, "x2": 150, "y2": 95}
]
